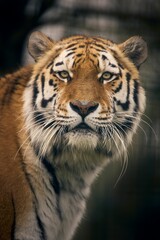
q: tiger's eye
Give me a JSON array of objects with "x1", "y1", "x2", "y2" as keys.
[
  {"x1": 57, "y1": 71, "x2": 70, "y2": 79},
  {"x1": 102, "y1": 72, "x2": 113, "y2": 80}
]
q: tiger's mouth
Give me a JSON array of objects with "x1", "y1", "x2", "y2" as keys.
[
  {"x1": 63, "y1": 122, "x2": 100, "y2": 150},
  {"x1": 71, "y1": 122, "x2": 95, "y2": 133}
]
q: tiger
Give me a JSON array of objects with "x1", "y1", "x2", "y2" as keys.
[{"x1": 0, "y1": 31, "x2": 147, "y2": 240}]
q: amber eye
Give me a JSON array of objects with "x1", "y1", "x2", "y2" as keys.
[
  {"x1": 102, "y1": 71, "x2": 113, "y2": 80},
  {"x1": 57, "y1": 71, "x2": 70, "y2": 80}
]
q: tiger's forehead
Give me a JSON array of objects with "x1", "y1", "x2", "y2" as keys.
[{"x1": 53, "y1": 39, "x2": 119, "y2": 75}]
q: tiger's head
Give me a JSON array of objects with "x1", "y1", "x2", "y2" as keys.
[{"x1": 23, "y1": 32, "x2": 147, "y2": 159}]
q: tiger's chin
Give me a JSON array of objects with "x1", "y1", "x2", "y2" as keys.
[{"x1": 64, "y1": 130, "x2": 99, "y2": 150}]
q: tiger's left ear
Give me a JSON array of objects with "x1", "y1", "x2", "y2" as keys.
[
  {"x1": 28, "y1": 31, "x2": 54, "y2": 61},
  {"x1": 119, "y1": 36, "x2": 148, "y2": 68}
]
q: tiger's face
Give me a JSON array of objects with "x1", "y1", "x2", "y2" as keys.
[{"x1": 24, "y1": 32, "x2": 147, "y2": 158}]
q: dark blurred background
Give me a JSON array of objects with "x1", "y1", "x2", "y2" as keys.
[{"x1": 0, "y1": 0, "x2": 160, "y2": 239}]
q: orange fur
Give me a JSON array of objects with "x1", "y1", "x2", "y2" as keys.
[{"x1": 0, "y1": 66, "x2": 33, "y2": 239}]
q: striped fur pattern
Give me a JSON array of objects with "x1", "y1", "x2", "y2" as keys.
[{"x1": 0, "y1": 32, "x2": 147, "y2": 240}]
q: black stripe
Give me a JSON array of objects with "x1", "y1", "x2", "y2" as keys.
[
  {"x1": 55, "y1": 61, "x2": 64, "y2": 66},
  {"x1": 73, "y1": 58, "x2": 83, "y2": 67},
  {"x1": 65, "y1": 51, "x2": 75, "y2": 57},
  {"x1": 114, "y1": 81, "x2": 122, "y2": 93},
  {"x1": 102, "y1": 54, "x2": 108, "y2": 60},
  {"x1": 126, "y1": 72, "x2": 131, "y2": 81},
  {"x1": 118, "y1": 63, "x2": 124, "y2": 69},
  {"x1": 126, "y1": 72, "x2": 131, "y2": 102},
  {"x1": 67, "y1": 47, "x2": 77, "y2": 51},
  {"x1": 33, "y1": 146, "x2": 62, "y2": 220},
  {"x1": 109, "y1": 49, "x2": 118, "y2": 56},
  {"x1": 41, "y1": 74, "x2": 45, "y2": 98},
  {"x1": 49, "y1": 79, "x2": 54, "y2": 86},
  {"x1": 109, "y1": 63, "x2": 116, "y2": 68},
  {"x1": 41, "y1": 157, "x2": 60, "y2": 195},
  {"x1": 41, "y1": 156, "x2": 62, "y2": 221},
  {"x1": 36, "y1": 214, "x2": 46, "y2": 240},
  {"x1": 92, "y1": 47, "x2": 105, "y2": 52},
  {"x1": 34, "y1": 111, "x2": 46, "y2": 126},
  {"x1": 66, "y1": 43, "x2": 77, "y2": 49},
  {"x1": 91, "y1": 53, "x2": 97, "y2": 58},
  {"x1": 11, "y1": 195, "x2": 16, "y2": 240},
  {"x1": 40, "y1": 73, "x2": 57, "y2": 108},
  {"x1": 32, "y1": 74, "x2": 39, "y2": 107},
  {"x1": 119, "y1": 68, "x2": 122, "y2": 77},
  {"x1": 50, "y1": 68, "x2": 54, "y2": 74},
  {"x1": 114, "y1": 72, "x2": 131, "y2": 110},
  {"x1": 44, "y1": 120, "x2": 56, "y2": 130},
  {"x1": 94, "y1": 43, "x2": 106, "y2": 50},
  {"x1": 49, "y1": 79, "x2": 58, "y2": 88},
  {"x1": 41, "y1": 93, "x2": 57, "y2": 108},
  {"x1": 76, "y1": 53, "x2": 83, "y2": 57},
  {"x1": 133, "y1": 79, "x2": 139, "y2": 111},
  {"x1": 79, "y1": 45, "x2": 85, "y2": 48},
  {"x1": 46, "y1": 61, "x2": 53, "y2": 69}
]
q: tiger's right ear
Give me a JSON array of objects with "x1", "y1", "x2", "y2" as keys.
[
  {"x1": 28, "y1": 31, "x2": 54, "y2": 61},
  {"x1": 118, "y1": 36, "x2": 147, "y2": 68}
]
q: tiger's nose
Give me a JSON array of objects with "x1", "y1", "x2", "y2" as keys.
[{"x1": 70, "y1": 100, "x2": 99, "y2": 117}]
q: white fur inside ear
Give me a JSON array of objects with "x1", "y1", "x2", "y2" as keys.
[{"x1": 28, "y1": 31, "x2": 54, "y2": 61}]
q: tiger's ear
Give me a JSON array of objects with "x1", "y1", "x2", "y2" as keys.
[
  {"x1": 119, "y1": 36, "x2": 148, "y2": 68},
  {"x1": 28, "y1": 31, "x2": 54, "y2": 61}
]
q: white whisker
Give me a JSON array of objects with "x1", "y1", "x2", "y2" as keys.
[{"x1": 112, "y1": 124, "x2": 128, "y2": 187}]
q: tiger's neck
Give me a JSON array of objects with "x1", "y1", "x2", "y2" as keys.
[
  {"x1": 20, "y1": 143, "x2": 111, "y2": 240},
  {"x1": 35, "y1": 145, "x2": 112, "y2": 192}
]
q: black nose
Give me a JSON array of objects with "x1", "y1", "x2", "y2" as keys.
[{"x1": 70, "y1": 100, "x2": 99, "y2": 117}]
